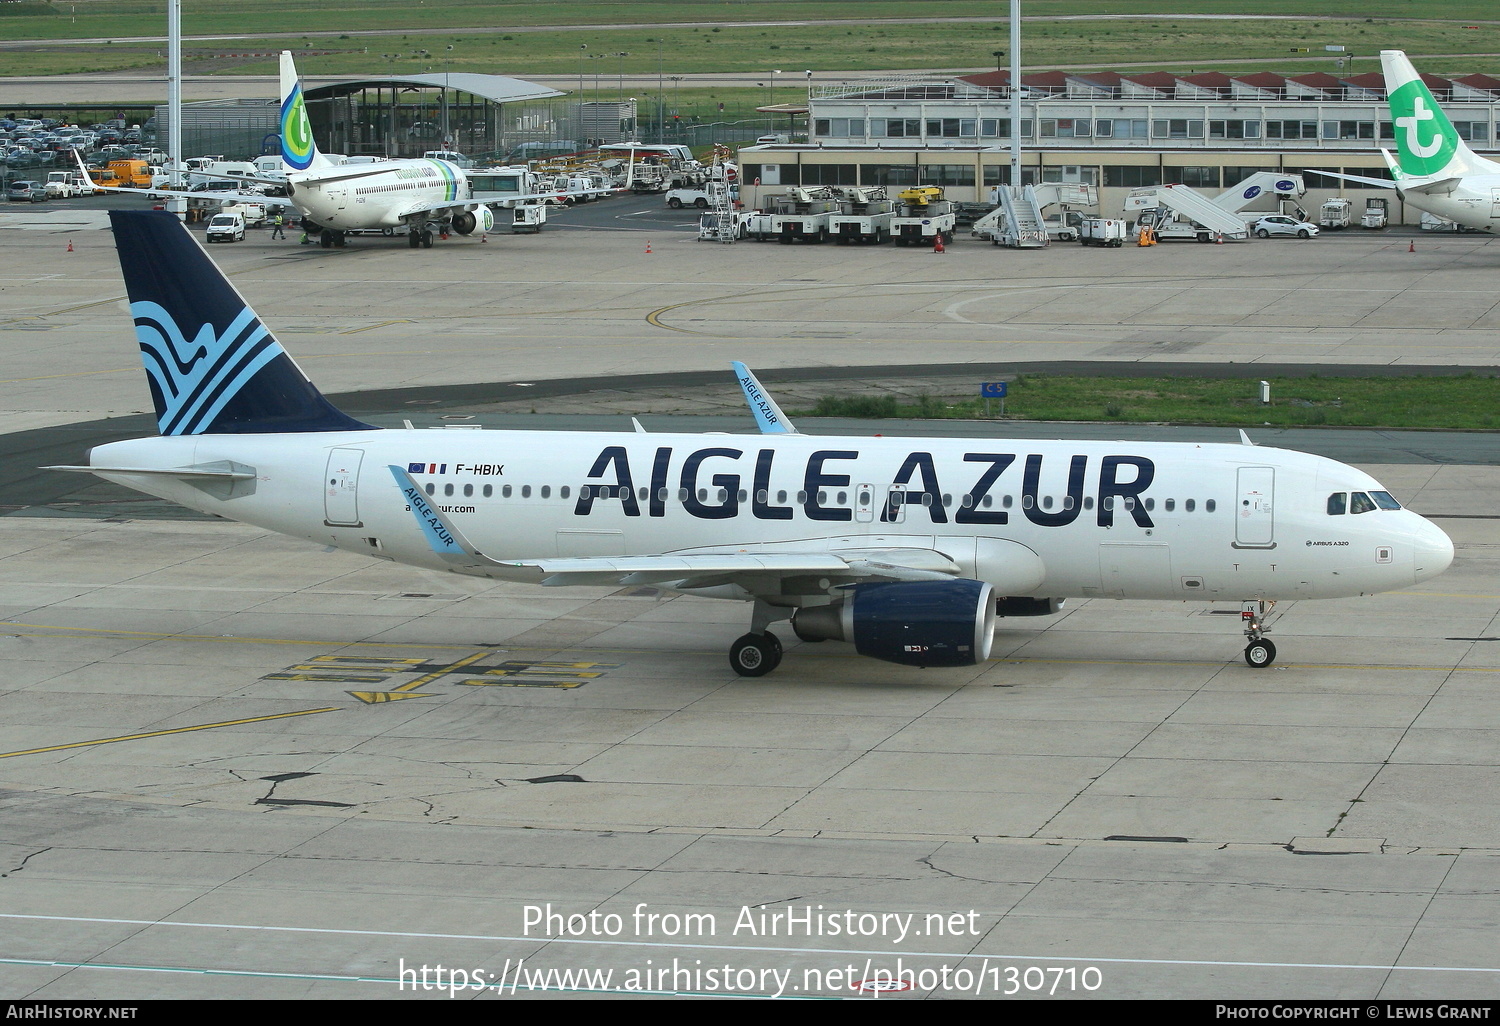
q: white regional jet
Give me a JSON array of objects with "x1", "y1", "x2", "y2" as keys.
[
  {"x1": 89, "y1": 51, "x2": 558, "y2": 249},
  {"x1": 49, "y1": 211, "x2": 1454, "y2": 675},
  {"x1": 1309, "y1": 50, "x2": 1500, "y2": 233}
]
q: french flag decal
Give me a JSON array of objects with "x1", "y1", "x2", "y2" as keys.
[{"x1": 407, "y1": 463, "x2": 446, "y2": 474}]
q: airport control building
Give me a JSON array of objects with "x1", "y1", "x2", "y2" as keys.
[{"x1": 737, "y1": 66, "x2": 1500, "y2": 223}]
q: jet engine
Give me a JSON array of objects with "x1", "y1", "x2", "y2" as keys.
[
  {"x1": 450, "y1": 207, "x2": 495, "y2": 235},
  {"x1": 791, "y1": 579, "x2": 995, "y2": 667}
]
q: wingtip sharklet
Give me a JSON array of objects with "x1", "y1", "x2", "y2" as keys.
[{"x1": 732, "y1": 361, "x2": 798, "y2": 435}]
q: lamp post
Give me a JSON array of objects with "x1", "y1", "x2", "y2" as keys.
[
  {"x1": 616, "y1": 52, "x2": 629, "y2": 100},
  {"x1": 771, "y1": 69, "x2": 781, "y2": 108}
]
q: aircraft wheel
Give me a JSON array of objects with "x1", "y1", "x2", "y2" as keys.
[
  {"x1": 1256, "y1": 229, "x2": 1270, "y2": 239},
  {"x1": 421, "y1": 230, "x2": 434, "y2": 249},
  {"x1": 408, "y1": 230, "x2": 420, "y2": 249},
  {"x1": 319, "y1": 231, "x2": 333, "y2": 248},
  {"x1": 1244, "y1": 638, "x2": 1276, "y2": 669},
  {"x1": 334, "y1": 232, "x2": 346, "y2": 248},
  {"x1": 729, "y1": 632, "x2": 781, "y2": 677}
]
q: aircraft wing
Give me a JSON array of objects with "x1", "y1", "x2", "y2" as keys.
[
  {"x1": 389, "y1": 465, "x2": 961, "y2": 591},
  {"x1": 393, "y1": 190, "x2": 570, "y2": 222},
  {"x1": 1302, "y1": 168, "x2": 1397, "y2": 190},
  {"x1": 73, "y1": 154, "x2": 294, "y2": 207}
]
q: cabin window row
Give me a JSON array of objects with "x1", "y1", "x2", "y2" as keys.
[{"x1": 422, "y1": 481, "x2": 1218, "y2": 512}]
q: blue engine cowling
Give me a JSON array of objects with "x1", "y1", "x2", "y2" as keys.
[{"x1": 791, "y1": 579, "x2": 996, "y2": 668}]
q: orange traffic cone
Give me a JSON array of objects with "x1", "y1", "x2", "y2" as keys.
[
  {"x1": 645, "y1": 240, "x2": 653, "y2": 254},
  {"x1": 933, "y1": 235, "x2": 945, "y2": 254},
  {"x1": 1216, "y1": 233, "x2": 1223, "y2": 244},
  {"x1": 66, "y1": 240, "x2": 73, "y2": 252},
  {"x1": 1409, "y1": 240, "x2": 1415, "y2": 253}
]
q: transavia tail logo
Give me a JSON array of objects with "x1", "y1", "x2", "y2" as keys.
[
  {"x1": 1389, "y1": 80, "x2": 1457, "y2": 177},
  {"x1": 281, "y1": 84, "x2": 316, "y2": 171}
]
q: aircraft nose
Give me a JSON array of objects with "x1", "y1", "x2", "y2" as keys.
[{"x1": 1412, "y1": 517, "x2": 1455, "y2": 583}]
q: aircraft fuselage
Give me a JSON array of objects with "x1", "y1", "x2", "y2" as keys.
[{"x1": 87, "y1": 429, "x2": 1452, "y2": 605}]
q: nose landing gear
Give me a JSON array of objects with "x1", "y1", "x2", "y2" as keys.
[{"x1": 1242, "y1": 600, "x2": 1277, "y2": 668}]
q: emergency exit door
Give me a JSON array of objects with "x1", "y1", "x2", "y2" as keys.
[
  {"x1": 324, "y1": 448, "x2": 363, "y2": 527},
  {"x1": 1235, "y1": 466, "x2": 1275, "y2": 547}
]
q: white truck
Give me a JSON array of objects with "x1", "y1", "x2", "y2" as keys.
[
  {"x1": 1078, "y1": 217, "x2": 1128, "y2": 247},
  {"x1": 218, "y1": 199, "x2": 267, "y2": 226},
  {"x1": 1318, "y1": 197, "x2": 1353, "y2": 230},
  {"x1": 205, "y1": 208, "x2": 246, "y2": 243},
  {"x1": 1043, "y1": 209, "x2": 1084, "y2": 242},
  {"x1": 767, "y1": 187, "x2": 840, "y2": 243},
  {"x1": 744, "y1": 210, "x2": 777, "y2": 241},
  {"x1": 44, "y1": 171, "x2": 79, "y2": 198},
  {"x1": 667, "y1": 186, "x2": 713, "y2": 209},
  {"x1": 698, "y1": 209, "x2": 757, "y2": 240},
  {"x1": 890, "y1": 187, "x2": 957, "y2": 247},
  {"x1": 827, "y1": 187, "x2": 895, "y2": 244},
  {"x1": 1361, "y1": 197, "x2": 1389, "y2": 230}
]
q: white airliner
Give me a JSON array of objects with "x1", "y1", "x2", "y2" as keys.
[
  {"x1": 87, "y1": 51, "x2": 561, "y2": 249},
  {"x1": 48, "y1": 211, "x2": 1454, "y2": 675},
  {"x1": 1308, "y1": 50, "x2": 1500, "y2": 233}
]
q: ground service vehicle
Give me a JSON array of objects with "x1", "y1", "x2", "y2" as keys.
[
  {"x1": 205, "y1": 209, "x2": 246, "y2": 242},
  {"x1": 1318, "y1": 198, "x2": 1353, "y2": 230},
  {"x1": 891, "y1": 187, "x2": 956, "y2": 246},
  {"x1": 1079, "y1": 217, "x2": 1127, "y2": 247}
]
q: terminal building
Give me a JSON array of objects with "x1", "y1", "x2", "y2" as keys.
[{"x1": 737, "y1": 66, "x2": 1500, "y2": 224}]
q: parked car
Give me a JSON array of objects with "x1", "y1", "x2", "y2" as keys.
[
  {"x1": 1251, "y1": 215, "x2": 1319, "y2": 239},
  {"x1": 7, "y1": 180, "x2": 48, "y2": 202}
]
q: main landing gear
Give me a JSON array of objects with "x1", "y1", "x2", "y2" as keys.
[
  {"x1": 406, "y1": 226, "x2": 435, "y2": 249},
  {"x1": 319, "y1": 228, "x2": 347, "y2": 248},
  {"x1": 729, "y1": 631, "x2": 782, "y2": 676},
  {"x1": 1241, "y1": 600, "x2": 1277, "y2": 668},
  {"x1": 728, "y1": 600, "x2": 790, "y2": 677}
]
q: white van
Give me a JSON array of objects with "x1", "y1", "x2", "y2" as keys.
[{"x1": 205, "y1": 209, "x2": 246, "y2": 242}]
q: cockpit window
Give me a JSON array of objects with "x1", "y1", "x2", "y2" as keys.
[
  {"x1": 1327, "y1": 492, "x2": 1346, "y2": 516},
  {"x1": 1350, "y1": 491, "x2": 1377, "y2": 514},
  {"x1": 1370, "y1": 490, "x2": 1402, "y2": 510}
]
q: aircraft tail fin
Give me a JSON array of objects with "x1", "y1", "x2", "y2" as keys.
[
  {"x1": 1381, "y1": 49, "x2": 1500, "y2": 180},
  {"x1": 279, "y1": 50, "x2": 333, "y2": 172},
  {"x1": 109, "y1": 210, "x2": 372, "y2": 436}
]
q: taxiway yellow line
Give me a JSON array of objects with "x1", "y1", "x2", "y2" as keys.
[{"x1": 0, "y1": 707, "x2": 341, "y2": 760}]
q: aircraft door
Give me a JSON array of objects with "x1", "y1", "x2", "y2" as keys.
[
  {"x1": 1492, "y1": 187, "x2": 1500, "y2": 219},
  {"x1": 1235, "y1": 466, "x2": 1275, "y2": 547},
  {"x1": 324, "y1": 448, "x2": 363, "y2": 527}
]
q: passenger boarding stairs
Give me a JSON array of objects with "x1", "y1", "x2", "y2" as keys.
[
  {"x1": 705, "y1": 145, "x2": 739, "y2": 243},
  {"x1": 994, "y1": 185, "x2": 1049, "y2": 248},
  {"x1": 1123, "y1": 183, "x2": 1250, "y2": 240}
]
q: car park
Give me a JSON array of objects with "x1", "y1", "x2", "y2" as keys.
[{"x1": 1251, "y1": 214, "x2": 1319, "y2": 239}]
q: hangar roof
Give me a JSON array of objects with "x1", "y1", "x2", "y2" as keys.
[{"x1": 304, "y1": 74, "x2": 563, "y2": 104}]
